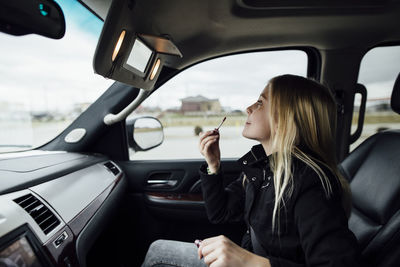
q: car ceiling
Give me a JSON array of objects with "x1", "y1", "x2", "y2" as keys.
[{"x1": 80, "y1": 0, "x2": 400, "y2": 70}]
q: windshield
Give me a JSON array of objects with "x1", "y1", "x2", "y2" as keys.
[{"x1": 0, "y1": 0, "x2": 113, "y2": 153}]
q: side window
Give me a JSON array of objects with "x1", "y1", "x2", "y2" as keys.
[
  {"x1": 130, "y1": 50, "x2": 308, "y2": 160},
  {"x1": 351, "y1": 46, "x2": 400, "y2": 150}
]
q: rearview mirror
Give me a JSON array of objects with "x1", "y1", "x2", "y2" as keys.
[
  {"x1": 126, "y1": 117, "x2": 164, "y2": 151},
  {"x1": 0, "y1": 0, "x2": 65, "y2": 39}
]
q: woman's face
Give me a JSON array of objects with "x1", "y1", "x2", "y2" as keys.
[{"x1": 242, "y1": 85, "x2": 273, "y2": 143}]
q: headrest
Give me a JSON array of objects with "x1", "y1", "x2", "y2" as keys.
[{"x1": 391, "y1": 73, "x2": 400, "y2": 114}]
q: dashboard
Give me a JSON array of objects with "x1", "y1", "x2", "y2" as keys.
[{"x1": 0, "y1": 150, "x2": 125, "y2": 267}]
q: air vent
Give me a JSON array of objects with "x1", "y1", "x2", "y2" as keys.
[
  {"x1": 104, "y1": 162, "x2": 120, "y2": 176},
  {"x1": 14, "y1": 194, "x2": 60, "y2": 235}
]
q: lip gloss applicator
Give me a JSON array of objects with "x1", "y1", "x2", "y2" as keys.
[{"x1": 215, "y1": 116, "x2": 226, "y2": 131}]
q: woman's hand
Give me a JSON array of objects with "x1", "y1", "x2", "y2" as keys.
[
  {"x1": 199, "y1": 130, "x2": 220, "y2": 173},
  {"x1": 197, "y1": 235, "x2": 271, "y2": 267}
]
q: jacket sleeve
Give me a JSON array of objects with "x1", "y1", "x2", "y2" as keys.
[
  {"x1": 290, "y1": 171, "x2": 362, "y2": 267},
  {"x1": 199, "y1": 163, "x2": 245, "y2": 224}
]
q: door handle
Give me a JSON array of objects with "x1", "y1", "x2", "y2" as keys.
[
  {"x1": 145, "y1": 192, "x2": 204, "y2": 207},
  {"x1": 147, "y1": 179, "x2": 178, "y2": 188}
]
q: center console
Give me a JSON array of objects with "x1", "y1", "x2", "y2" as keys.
[{"x1": 0, "y1": 225, "x2": 51, "y2": 267}]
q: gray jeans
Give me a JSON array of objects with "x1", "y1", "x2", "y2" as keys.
[{"x1": 141, "y1": 240, "x2": 208, "y2": 267}]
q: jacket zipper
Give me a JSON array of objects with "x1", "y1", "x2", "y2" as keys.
[{"x1": 250, "y1": 149, "x2": 258, "y2": 161}]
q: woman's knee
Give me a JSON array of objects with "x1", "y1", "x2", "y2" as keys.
[
  {"x1": 148, "y1": 239, "x2": 165, "y2": 250},
  {"x1": 143, "y1": 240, "x2": 180, "y2": 266},
  {"x1": 142, "y1": 239, "x2": 205, "y2": 267},
  {"x1": 147, "y1": 239, "x2": 175, "y2": 254}
]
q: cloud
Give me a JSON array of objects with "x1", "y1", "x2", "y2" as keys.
[
  {"x1": 146, "y1": 50, "x2": 307, "y2": 109},
  {"x1": 146, "y1": 47, "x2": 399, "y2": 110},
  {"x1": 358, "y1": 46, "x2": 400, "y2": 85},
  {"x1": 0, "y1": 21, "x2": 112, "y2": 112}
]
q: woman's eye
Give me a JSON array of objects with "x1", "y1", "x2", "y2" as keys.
[{"x1": 256, "y1": 100, "x2": 262, "y2": 105}]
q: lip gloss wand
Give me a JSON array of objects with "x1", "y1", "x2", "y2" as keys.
[{"x1": 214, "y1": 116, "x2": 226, "y2": 131}]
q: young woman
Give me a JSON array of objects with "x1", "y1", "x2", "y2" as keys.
[{"x1": 141, "y1": 74, "x2": 361, "y2": 267}]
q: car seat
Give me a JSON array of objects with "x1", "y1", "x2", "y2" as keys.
[{"x1": 339, "y1": 73, "x2": 400, "y2": 267}]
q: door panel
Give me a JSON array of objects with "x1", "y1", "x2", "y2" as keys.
[
  {"x1": 117, "y1": 159, "x2": 247, "y2": 266},
  {"x1": 120, "y1": 159, "x2": 244, "y2": 220}
]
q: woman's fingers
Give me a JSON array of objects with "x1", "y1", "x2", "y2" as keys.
[
  {"x1": 204, "y1": 136, "x2": 218, "y2": 150},
  {"x1": 197, "y1": 244, "x2": 202, "y2": 259},
  {"x1": 200, "y1": 139, "x2": 219, "y2": 159},
  {"x1": 198, "y1": 236, "x2": 233, "y2": 266},
  {"x1": 199, "y1": 236, "x2": 254, "y2": 267},
  {"x1": 199, "y1": 130, "x2": 219, "y2": 144},
  {"x1": 200, "y1": 134, "x2": 219, "y2": 147},
  {"x1": 203, "y1": 248, "x2": 220, "y2": 266},
  {"x1": 201, "y1": 235, "x2": 223, "y2": 245},
  {"x1": 198, "y1": 130, "x2": 221, "y2": 169},
  {"x1": 199, "y1": 134, "x2": 219, "y2": 153},
  {"x1": 198, "y1": 236, "x2": 225, "y2": 259},
  {"x1": 201, "y1": 239, "x2": 222, "y2": 257}
]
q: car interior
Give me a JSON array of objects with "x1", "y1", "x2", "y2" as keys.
[{"x1": 0, "y1": 0, "x2": 399, "y2": 267}]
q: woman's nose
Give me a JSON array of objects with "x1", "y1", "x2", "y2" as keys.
[{"x1": 246, "y1": 105, "x2": 252, "y2": 114}]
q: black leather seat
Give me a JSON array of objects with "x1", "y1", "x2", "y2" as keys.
[{"x1": 340, "y1": 73, "x2": 400, "y2": 267}]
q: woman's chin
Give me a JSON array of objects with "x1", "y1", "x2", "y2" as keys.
[
  {"x1": 242, "y1": 130, "x2": 254, "y2": 140},
  {"x1": 242, "y1": 131, "x2": 262, "y2": 142},
  {"x1": 242, "y1": 129, "x2": 248, "y2": 138}
]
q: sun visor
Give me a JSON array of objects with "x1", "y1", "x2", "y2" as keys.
[{"x1": 93, "y1": 0, "x2": 182, "y2": 90}]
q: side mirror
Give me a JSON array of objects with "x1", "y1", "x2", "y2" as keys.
[
  {"x1": 126, "y1": 117, "x2": 164, "y2": 151},
  {"x1": 0, "y1": 0, "x2": 65, "y2": 39}
]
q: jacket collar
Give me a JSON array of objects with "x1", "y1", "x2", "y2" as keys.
[
  {"x1": 238, "y1": 144, "x2": 269, "y2": 167},
  {"x1": 238, "y1": 143, "x2": 324, "y2": 170}
]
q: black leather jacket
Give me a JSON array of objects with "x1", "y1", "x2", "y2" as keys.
[{"x1": 199, "y1": 144, "x2": 361, "y2": 267}]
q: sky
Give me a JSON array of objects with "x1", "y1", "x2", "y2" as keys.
[
  {"x1": 0, "y1": 1, "x2": 399, "y2": 114},
  {"x1": 358, "y1": 46, "x2": 400, "y2": 100},
  {"x1": 145, "y1": 50, "x2": 308, "y2": 110},
  {"x1": 147, "y1": 46, "x2": 400, "y2": 110},
  {"x1": 0, "y1": 0, "x2": 112, "y2": 113}
]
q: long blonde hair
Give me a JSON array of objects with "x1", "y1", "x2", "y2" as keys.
[{"x1": 266, "y1": 75, "x2": 351, "y2": 235}]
